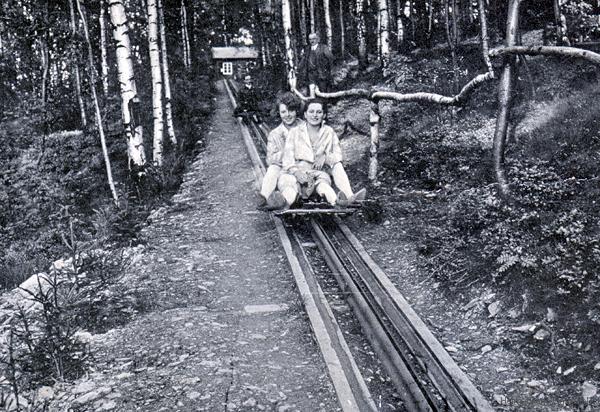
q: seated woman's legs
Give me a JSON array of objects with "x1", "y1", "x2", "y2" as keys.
[
  {"x1": 331, "y1": 162, "x2": 353, "y2": 198},
  {"x1": 260, "y1": 165, "x2": 281, "y2": 200},
  {"x1": 277, "y1": 173, "x2": 299, "y2": 207},
  {"x1": 315, "y1": 182, "x2": 337, "y2": 206}
]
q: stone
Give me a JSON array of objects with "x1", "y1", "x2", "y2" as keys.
[
  {"x1": 36, "y1": 386, "x2": 55, "y2": 401},
  {"x1": 533, "y1": 328, "x2": 550, "y2": 340},
  {"x1": 493, "y1": 394, "x2": 508, "y2": 405},
  {"x1": 481, "y1": 345, "x2": 493, "y2": 354},
  {"x1": 243, "y1": 398, "x2": 257, "y2": 407},
  {"x1": 74, "y1": 390, "x2": 102, "y2": 405},
  {"x1": 511, "y1": 324, "x2": 536, "y2": 333},
  {"x1": 487, "y1": 301, "x2": 501, "y2": 317},
  {"x1": 244, "y1": 304, "x2": 289, "y2": 314},
  {"x1": 582, "y1": 381, "x2": 597, "y2": 402},
  {"x1": 94, "y1": 400, "x2": 117, "y2": 411},
  {"x1": 73, "y1": 380, "x2": 96, "y2": 394},
  {"x1": 546, "y1": 307, "x2": 557, "y2": 322}
]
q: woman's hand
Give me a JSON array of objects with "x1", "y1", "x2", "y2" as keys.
[
  {"x1": 294, "y1": 171, "x2": 309, "y2": 184},
  {"x1": 314, "y1": 154, "x2": 326, "y2": 170}
]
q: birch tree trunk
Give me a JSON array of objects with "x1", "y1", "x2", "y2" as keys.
[
  {"x1": 356, "y1": 0, "x2": 368, "y2": 70},
  {"x1": 309, "y1": 0, "x2": 316, "y2": 33},
  {"x1": 299, "y1": 0, "x2": 307, "y2": 46},
  {"x1": 68, "y1": 0, "x2": 87, "y2": 128},
  {"x1": 377, "y1": 4, "x2": 381, "y2": 57},
  {"x1": 368, "y1": 101, "x2": 381, "y2": 181},
  {"x1": 76, "y1": 0, "x2": 119, "y2": 204},
  {"x1": 493, "y1": 0, "x2": 521, "y2": 197},
  {"x1": 158, "y1": 0, "x2": 176, "y2": 145},
  {"x1": 282, "y1": 0, "x2": 298, "y2": 90},
  {"x1": 445, "y1": 0, "x2": 460, "y2": 90},
  {"x1": 147, "y1": 0, "x2": 164, "y2": 166},
  {"x1": 39, "y1": 39, "x2": 49, "y2": 104},
  {"x1": 428, "y1": 0, "x2": 434, "y2": 39},
  {"x1": 478, "y1": 0, "x2": 493, "y2": 74},
  {"x1": 323, "y1": 0, "x2": 333, "y2": 50},
  {"x1": 339, "y1": 0, "x2": 345, "y2": 57},
  {"x1": 180, "y1": 0, "x2": 191, "y2": 68},
  {"x1": 378, "y1": 0, "x2": 390, "y2": 75},
  {"x1": 100, "y1": 0, "x2": 109, "y2": 96},
  {"x1": 452, "y1": 0, "x2": 460, "y2": 45},
  {"x1": 396, "y1": 0, "x2": 404, "y2": 46},
  {"x1": 108, "y1": 0, "x2": 146, "y2": 169}
]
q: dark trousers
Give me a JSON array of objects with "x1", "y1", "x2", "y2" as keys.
[{"x1": 306, "y1": 77, "x2": 330, "y2": 94}]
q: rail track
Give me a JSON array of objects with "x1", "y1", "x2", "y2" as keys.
[{"x1": 224, "y1": 79, "x2": 494, "y2": 412}]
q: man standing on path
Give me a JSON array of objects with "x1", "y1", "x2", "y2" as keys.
[{"x1": 298, "y1": 32, "x2": 334, "y2": 97}]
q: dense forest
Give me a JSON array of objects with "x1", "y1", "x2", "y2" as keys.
[{"x1": 1, "y1": 0, "x2": 600, "y2": 409}]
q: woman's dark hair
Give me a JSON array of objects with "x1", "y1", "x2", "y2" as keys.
[
  {"x1": 275, "y1": 92, "x2": 301, "y2": 113},
  {"x1": 303, "y1": 98, "x2": 327, "y2": 115}
]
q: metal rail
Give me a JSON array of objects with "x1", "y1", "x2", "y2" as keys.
[
  {"x1": 224, "y1": 78, "x2": 494, "y2": 411},
  {"x1": 313, "y1": 219, "x2": 494, "y2": 411}
]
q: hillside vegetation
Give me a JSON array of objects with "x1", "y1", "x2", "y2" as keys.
[{"x1": 334, "y1": 44, "x2": 600, "y2": 395}]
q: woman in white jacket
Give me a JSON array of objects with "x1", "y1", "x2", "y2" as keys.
[
  {"x1": 278, "y1": 98, "x2": 365, "y2": 207},
  {"x1": 258, "y1": 93, "x2": 303, "y2": 210}
]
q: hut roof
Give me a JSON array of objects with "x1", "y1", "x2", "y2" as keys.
[{"x1": 211, "y1": 47, "x2": 258, "y2": 60}]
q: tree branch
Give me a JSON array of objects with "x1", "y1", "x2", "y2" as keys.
[
  {"x1": 490, "y1": 45, "x2": 600, "y2": 65},
  {"x1": 372, "y1": 72, "x2": 494, "y2": 105},
  {"x1": 294, "y1": 71, "x2": 494, "y2": 107}
]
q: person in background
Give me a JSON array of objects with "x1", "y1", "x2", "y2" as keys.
[
  {"x1": 277, "y1": 98, "x2": 366, "y2": 208},
  {"x1": 257, "y1": 93, "x2": 303, "y2": 210},
  {"x1": 233, "y1": 74, "x2": 261, "y2": 123},
  {"x1": 297, "y1": 32, "x2": 334, "y2": 97}
]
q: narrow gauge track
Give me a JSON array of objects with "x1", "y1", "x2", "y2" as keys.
[{"x1": 224, "y1": 79, "x2": 494, "y2": 412}]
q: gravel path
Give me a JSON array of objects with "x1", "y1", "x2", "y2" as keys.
[{"x1": 49, "y1": 81, "x2": 341, "y2": 411}]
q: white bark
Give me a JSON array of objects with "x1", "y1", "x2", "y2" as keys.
[
  {"x1": 76, "y1": 0, "x2": 119, "y2": 204},
  {"x1": 282, "y1": 0, "x2": 298, "y2": 90},
  {"x1": 356, "y1": 0, "x2": 368, "y2": 69},
  {"x1": 377, "y1": 4, "x2": 381, "y2": 56},
  {"x1": 477, "y1": 0, "x2": 493, "y2": 74},
  {"x1": 68, "y1": 0, "x2": 87, "y2": 128},
  {"x1": 299, "y1": 0, "x2": 307, "y2": 46},
  {"x1": 379, "y1": 0, "x2": 390, "y2": 75},
  {"x1": 396, "y1": 0, "x2": 404, "y2": 45},
  {"x1": 323, "y1": 0, "x2": 333, "y2": 50},
  {"x1": 309, "y1": 0, "x2": 315, "y2": 33},
  {"x1": 180, "y1": 0, "x2": 191, "y2": 68},
  {"x1": 100, "y1": 0, "x2": 109, "y2": 96},
  {"x1": 339, "y1": 0, "x2": 345, "y2": 57},
  {"x1": 108, "y1": 0, "x2": 146, "y2": 168},
  {"x1": 39, "y1": 39, "x2": 49, "y2": 103},
  {"x1": 368, "y1": 101, "x2": 380, "y2": 181},
  {"x1": 158, "y1": 0, "x2": 176, "y2": 145},
  {"x1": 147, "y1": 0, "x2": 164, "y2": 166}
]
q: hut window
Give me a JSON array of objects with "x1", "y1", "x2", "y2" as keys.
[{"x1": 222, "y1": 62, "x2": 233, "y2": 75}]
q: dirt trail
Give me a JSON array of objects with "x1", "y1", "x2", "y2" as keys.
[{"x1": 49, "y1": 81, "x2": 340, "y2": 411}]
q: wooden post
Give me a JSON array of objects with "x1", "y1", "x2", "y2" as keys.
[{"x1": 368, "y1": 100, "x2": 381, "y2": 182}]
